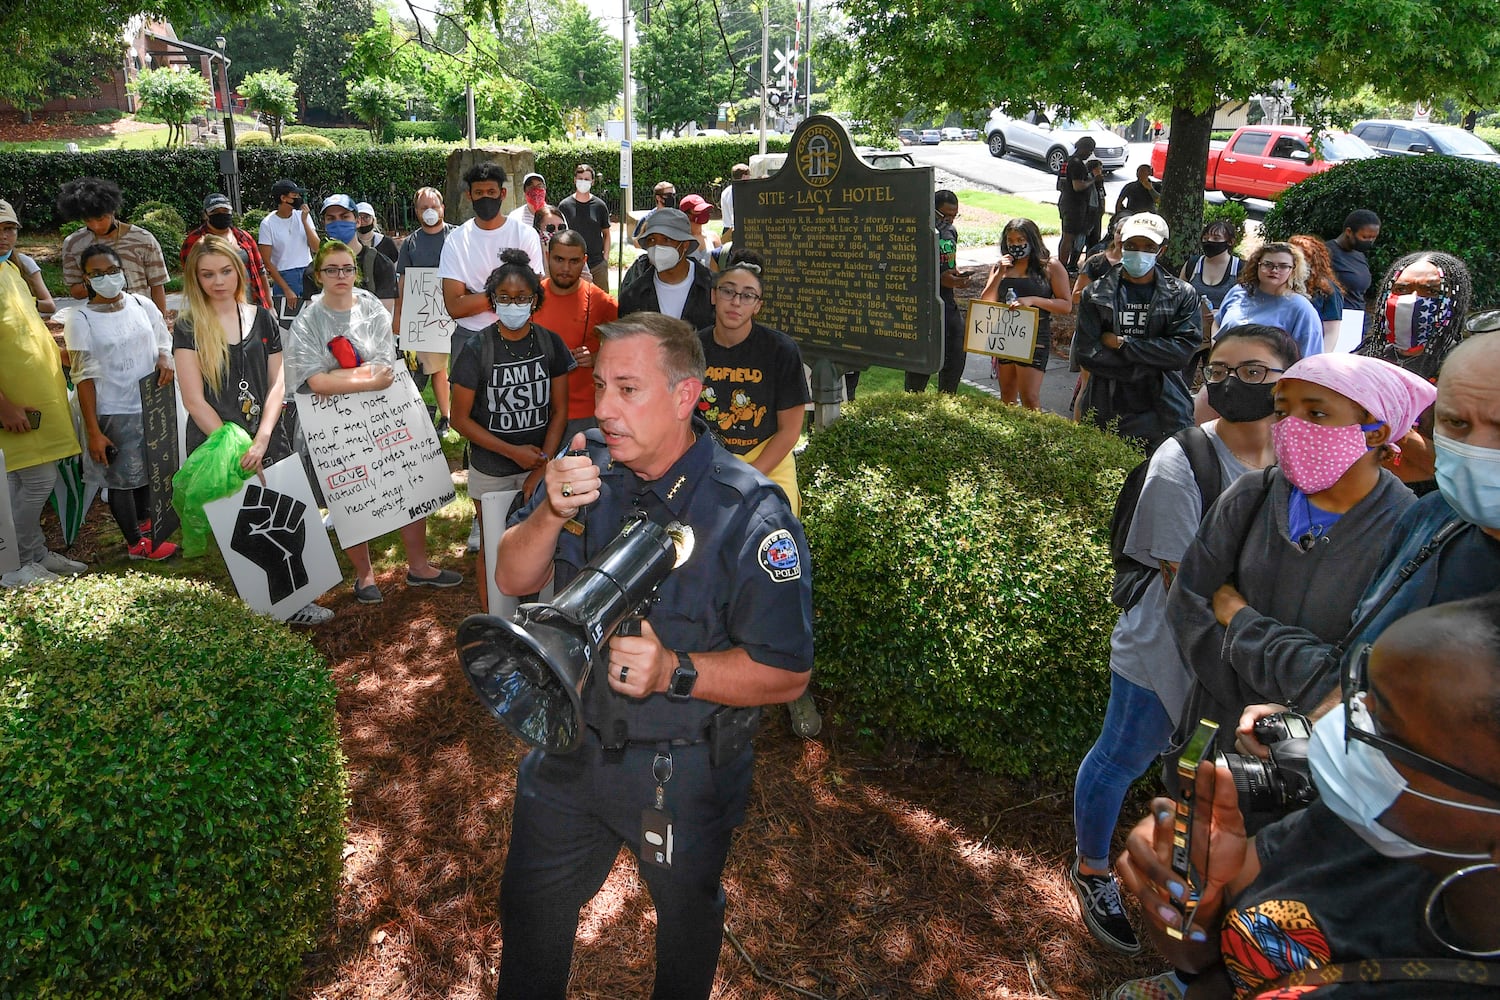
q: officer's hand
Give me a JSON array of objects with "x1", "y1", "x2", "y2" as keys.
[
  {"x1": 606, "y1": 618, "x2": 672, "y2": 699},
  {"x1": 546, "y1": 432, "x2": 601, "y2": 519}
]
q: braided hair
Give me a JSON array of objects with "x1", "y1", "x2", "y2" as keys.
[{"x1": 1360, "y1": 251, "x2": 1472, "y2": 381}]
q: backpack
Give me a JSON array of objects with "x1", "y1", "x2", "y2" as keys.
[
  {"x1": 475, "y1": 321, "x2": 563, "y2": 419},
  {"x1": 1108, "y1": 426, "x2": 1224, "y2": 610}
]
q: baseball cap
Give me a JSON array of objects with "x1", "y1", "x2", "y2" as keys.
[
  {"x1": 638, "y1": 208, "x2": 693, "y2": 243},
  {"x1": 355, "y1": 201, "x2": 376, "y2": 217},
  {"x1": 0, "y1": 199, "x2": 19, "y2": 227},
  {"x1": 203, "y1": 193, "x2": 232, "y2": 213},
  {"x1": 270, "y1": 178, "x2": 303, "y2": 198},
  {"x1": 521, "y1": 172, "x2": 546, "y2": 190},
  {"x1": 1119, "y1": 213, "x2": 1169, "y2": 246},
  {"x1": 677, "y1": 194, "x2": 711, "y2": 224},
  {"x1": 322, "y1": 194, "x2": 357, "y2": 215}
]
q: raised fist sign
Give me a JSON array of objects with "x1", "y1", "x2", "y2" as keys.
[{"x1": 231, "y1": 484, "x2": 310, "y2": 604}]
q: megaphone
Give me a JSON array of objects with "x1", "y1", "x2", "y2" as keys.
[{"x1": 457, "y1": 515, "x2": 694, "y2": 753}]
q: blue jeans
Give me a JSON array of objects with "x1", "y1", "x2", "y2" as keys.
[{"x1": 1074, "y1": 672, "x2": 1175, "y2": 867}]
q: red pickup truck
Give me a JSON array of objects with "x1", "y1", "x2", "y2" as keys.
[{"x1": 1150, "y1": 125, "x2": 1377, "y2": 200}]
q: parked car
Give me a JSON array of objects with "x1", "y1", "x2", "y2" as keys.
[
  {"x1": 1150, "y1": 125, "x2": 1377, "y2": 201},
  {"x1": 692, "y1": 128, "x2": 731, "y2": 138},
  {"x1": 940, "y1": 127, "x2": 965, "y2": 142},
  {"x1": 898, "y1": 128, "x2": 917, "y2": 145},
  {"x1": 858, "y1": 148, "x2": 918, "y2": 170},
  {"x1": 1352, "y1": 119, "x2": 1500, "y2": 164},
  {"x1": 984, "y1": 109, "x2": 1127, "y2": 175},
  {"x1": 919, "y1": 129, "x2": 942, "y2": 145},
  {"x1": 962, "y1": 128, "x2": 979, "y2": 141}
]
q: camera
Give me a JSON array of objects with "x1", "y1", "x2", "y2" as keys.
[{"x1": 1222, "y1": 712, "x2": 1317, "y2": 817}]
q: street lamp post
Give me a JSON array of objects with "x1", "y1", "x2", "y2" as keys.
[{"x1": 214, "y1": 35, "x2": 241, "y2": 214}]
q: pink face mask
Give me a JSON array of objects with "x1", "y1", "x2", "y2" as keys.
[
  {"x1": 1271, "y1": 415, "x2": 1377, "y2": 494},
  {"x1": 526, "y1": 188, "x2": 547, "y2": 212}
]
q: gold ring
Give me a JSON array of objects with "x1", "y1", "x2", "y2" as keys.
[{"x1": 561, "y1": 482, "x2": 573, "y2": 497}]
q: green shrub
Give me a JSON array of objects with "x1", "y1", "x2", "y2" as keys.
[
  {"x1": 1202, "y1": 200, "x2": 1249, "y2": 247},
  {"x1": 73, "y1": 109, "x2": 123, "y2": 126},
  {"x1": 240, "y1": 207, "x2": 269, "y2": 234},
  {"x1": 130, "y1": 200, "x2": 184, "y2": 229},
  {"x1": 235, "y1": 130, "x2": 274, "y2": 146},
  {"x1": 1474, "y1": 127, "x2": 1500, "y2": 153},
  {"x1": 0, "y1": 574, "x2": 347, "y2": 998},
  {"x1": 59, "y1": 220, "x2": 83, "y2": 239},
  {"x1": 392, "y1": 119, "x2": 462, "y2": 143},
  {"x1": 281, "y1": 132, "x2": 338, "y2": 150},
  {"x1": 135, "y1": 208, "x2": 185, "y2": 261},
  {"x1": 281, "y1": 125, "x2": 374, "y2": 149},
  {"x1": 1263, "y1": 154, "x2": 1500, "y2": 309},
  {"x1": 798, "y1": 392, "x2": 1141, "y2": 780}
]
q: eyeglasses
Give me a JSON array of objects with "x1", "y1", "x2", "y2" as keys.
[
  {"x1": 1392, "y1": 281, "x2": 1445, "y2": 296},
  {"x1": 1259, "y1": 261, "x2": 1294, "y2": 273},
  {"x1": 1203, "y1": 361, "x2": 1284, "y2": 385},
  {"x1": 319, "y1": 266, "x2": 357, "y2": 277},
  {"x1": 493, "y1": 295, "x2": 535, "y2": 306},
  {"x1": 1345, "y1": 646, "x2": 1500, "y2": 805},
  {"x1": 84, "y1": 266, "x2": 124, "y2": 278},
  {"x1": 717, "y1": 287, "x2": 762, "y2": 304}
]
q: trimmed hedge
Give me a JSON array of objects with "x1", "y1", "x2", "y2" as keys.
[
  {"x1": 0, "y1": 574, "x2": 347, "y2": 998},
  {"x1": 0, "y1": 136, "x2": 793, "y2": 230},
  {"x1": 1263, "y1": 154, "x2": 1500, "y2": 309},
  {"x1": 798, "y1": 392, "x2": 1141, "y2": 781}
]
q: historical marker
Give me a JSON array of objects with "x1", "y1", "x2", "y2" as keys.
[{"x1": 736, "y1": 115, "x2": 941, "y2": 374}]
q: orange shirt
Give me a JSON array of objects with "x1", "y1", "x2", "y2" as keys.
[{"x1": 534, "y1": 279, "x2": 619, "y2": 421}]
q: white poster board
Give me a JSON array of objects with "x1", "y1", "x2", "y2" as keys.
[
  {"x1": 397, "y1": 267, "x2": 455, "y2": 353},
  {"x1": 0, "y1": 451, "x2": 19, "y2": 575},
  {"x1": 295, "y1": 372, "x2": 456, "y2": 549},
  {"x1": 480, "y1": 488, "x2": 521, "y2": 619},
  {"x1": 964, "y1": 300, "x2": 1041, "y2": 365},
  {"x1": 1334, "y1": 308, "x2": 1367, "y2": 354},
  {"x1": 205, "y1": 457, "x2": 342, "y2": 620}
]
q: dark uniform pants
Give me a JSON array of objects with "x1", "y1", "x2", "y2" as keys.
[
  {"x1": 496, "y1": 732, "x2": 755, "y2": 1000},
  {"x1": 905, "y1": 297, "x2": 967, "y2": 394}
]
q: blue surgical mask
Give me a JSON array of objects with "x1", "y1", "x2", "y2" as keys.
[
  {"x1": 1434, "y1": 434, "x2": 1500, "y2": 529},
  {"x1": 1310, "y1": 696, "x2": 1498, "y2": 860},
  {"x1": 494, "y1": 302, "x2": 533, "y2": 329},
  {"x1": 1121, "y1": 250, "x2": 1157, "y2": 278},
  {"x1": 0, "y1": 250, "x2": 11, "y2": 265},
  {"x1": 325, "y1": 219, "x2": 359, "y2": 245}
]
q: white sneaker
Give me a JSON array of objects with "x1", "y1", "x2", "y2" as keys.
[
  {"x1": 39, "y1": 551, "x2": 87, "y2": 577},
  {"x1": 286, "y1": 602, "x2": 335, "y2": 626},
  {"x1": 0, "y1": 562, "x2": 62, "y2": 589}
]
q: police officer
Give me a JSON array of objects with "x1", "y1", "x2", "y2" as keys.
[{"x1": 493, "y1": 311, "x2": 814, "y2": 1000}]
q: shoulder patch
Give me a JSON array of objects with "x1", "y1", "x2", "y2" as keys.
[{"x1": 757, "y1": 528, "x2": 801, "y2": 582}]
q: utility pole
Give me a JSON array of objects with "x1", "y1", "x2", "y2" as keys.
[
  {"x1": 214, "y1": 36, "x2": 240, "y2": 214},
  {"x1": 758, "y1": 0, "x2": 769, "y2": 157},
  {"x1": 620, "y1": 0, "x2": 634, "y2": 289},
  {"x1": 804, "y1": 0, "x2": 813, "y2": 119}
]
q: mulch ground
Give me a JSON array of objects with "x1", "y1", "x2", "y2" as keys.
[{"x1": 0, "y1": 111, "x2": 162, "y2": 143}]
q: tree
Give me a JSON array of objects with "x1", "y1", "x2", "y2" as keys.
[
  {"x1": 531, "y1": 2, "x2": 621, "y2": 115},
  {"x1": 171, "y1": 2, "x2": 309, "y2": 89},
  {"x1": 0, "y1": 29, "x2": 124, "y2": 122},
  {"x1": 293, "y1": 0, "x2": 374, "y2": 119},
  {"x1": 835, "y1": 0, "x2": 1500, "y2": 266},
  {"x1": 240, "y1": 69, "x2": 298, "y2": 140},
  {"x1": 634, "y1": 0, "x2": 737, "y2": 136},
  {"x1": 129, "y1": 65, "x2": 213, "y2": 147},
  {"x1": 346, "y1": 76, "x2": 407, "y2": 141}
]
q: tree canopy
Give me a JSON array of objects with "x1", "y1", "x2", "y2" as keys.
[{"x1": 129, "y1": 65, "x2": 213, "y2": 145}]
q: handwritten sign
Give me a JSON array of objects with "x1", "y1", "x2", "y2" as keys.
[
  {"x1": 295, "y1": 371, "x2": 456, "y2": 548},
  {"x1": 139, "y1": 373, "x2": 182, "y2": 547},
  {"x1": 964, "y1": 300, "x2": 1041, "y2": 365},
  {"x1": 398, "y1": 267, "x2": 455, "y2": 353},
  {"x1": 205, "y1": 456, "x2": 342, "y2": 619},
  {"x1": 480, "y1": 487, "x2": 522, "y2": 619},
  {"x1": 0, "y1": 451, "x2": 19, "y2": 576}
]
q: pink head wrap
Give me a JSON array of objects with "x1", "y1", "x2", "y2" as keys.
[{"x1": 1279, "y1": 353, "x2": 1437, "y2": 453}]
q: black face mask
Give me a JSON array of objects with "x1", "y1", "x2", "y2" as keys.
[
  {"x1": 290, "y1": 196, "x2": 304, "y2": 210},
  {"x1": 1352, "y1": 238, "x2": 1376, "y2": 253},
  {"x1": 1207, "y1": 376, "x2": 1276, "y2": 423},
  {"x1": 1201, "y1": 240, "x2": 1230, "y2": 258},
  {"x1": 357, "y1": 223, "x2": 375, "y2": 235},
  {"x1": 208, "y1": 212, "x2": 233, "y2": 230},
  {"x1": 472, "y1": 196, "x2": 503, "y2": 221},
  {"x1": 1005, "y1": 243, "x2": 1030, "y2": 258}
]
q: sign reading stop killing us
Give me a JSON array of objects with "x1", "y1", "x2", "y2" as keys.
[
  {"x1": 734, "y1": 115, "x2": 942, "y2": 375},
  {"x1": 295, "y1": 372, "x2": 456, "y2": 549},
  {"x1": 964, "y1": 300, "x2": 1041, "y2": 365}
]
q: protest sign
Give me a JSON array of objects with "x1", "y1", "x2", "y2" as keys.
[
  {"x1": 480, "y1": 487, "x2": 522, "y2": 619},
  {"x1": 0, "y1": 451, "x2": 19, "y2": 575},
  {"x1": 139, "y1": 372, "x2": 182, "y2": 546},
  {"x1": 295, "y1": 372, "x2": 456, "y2": 549},
  {"x1": 398, "y1": 267, "x2": 455, "y2": 353},
  {"x1": 206, "y1": 457, "x2": 342, "y2": 619},
  {"x1": 964, "y1": 300, "x2": 1041, "y2": 365}
]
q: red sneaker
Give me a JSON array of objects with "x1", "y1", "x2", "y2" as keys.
[
  {"x1": 145, "y1": 540, "x2": 179, "y2": 561},
  {"x1": 127, "y1": 538, "x2": 153, "y2": 560}
]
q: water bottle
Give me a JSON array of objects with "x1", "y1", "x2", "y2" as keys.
[{"x1": 1005, "y1": 287, "x2": 1019, "y2": 306}]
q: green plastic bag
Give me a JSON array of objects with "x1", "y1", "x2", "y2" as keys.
[{"x1": 172, "y1": 423, "x2": 255, "y2": 558}]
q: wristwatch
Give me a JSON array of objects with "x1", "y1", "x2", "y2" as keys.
[{"x1": 666, "y1": 650, "x2": 698, "y2": 702}]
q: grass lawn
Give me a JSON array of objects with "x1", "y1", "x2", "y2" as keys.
[
  {"x1": 956, "y1": 189, "x2": 1063, "y2": 236},
  {"x1": 854, "y1": 365, "x2": 990, "y2": 400},
  {"x1": 0, "y1": 126, "x2": 175, "y2": 152}
]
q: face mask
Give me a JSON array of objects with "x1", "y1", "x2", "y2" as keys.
[
  {"x1": 325, "y1": 219, "x2": 359, "y2": 245},
  {"x1": 576, "y1": 179, "x2": 593, "y2": 195},
  {"x1": 1434, "y1": 434, "x2": 1500, "y2": 529},
  {"x1": 472, "y1": 197, "x2": 503, "y2": 222},
  {"x1": 88, "y1": 272, "x2": 127, "y2": 299},
  {"x1": 0, "y1": 251, "x2": 11, "y2": 265},
  {"x1": 208, "y1": 211, "x2": 233, "y2": 230},
  {"x1": 1272, "y1": 415, "x2": 1375, "y2": 494},
  {"x1": 1311, "y1": 697, "x2": 1498, "y2": 860},
  {"x1": 494, "y1": 302, "x2": 533, "y2": 329},
  {"x1": 1201, "y1": 240, "x2": 1230, "y2": 258},
  {"x1": 420, "y1": 208, "x2": 441, "y2": 227},
  {"x1": 357, "y1": 223, "x2": 375, "y2": 235},
  {"x1": 525, "y1": 189, "x2": 547, "y2": 212},
  {"x1": 1352, "y1": 237, "x2": 1376, "y2": 253},
  {"x1": 1385, "y1": 292, "x2": 1446, "y2": 355},
  {"x1": 1120, "y1": 250, "x2": 1157, "y2": 278},
  {"x1": 648, "y1": 245, "x2": 682, "y2": 272},
  {"x1": 291, "y1": 196, "x2": 304, "y2": 210},
  {"x1": 1005, "y1": 242, "x2": 1030, "y2": 259},
  {"x1": 1207, "y1": 376, "x2": 1276, "y2": 423}
]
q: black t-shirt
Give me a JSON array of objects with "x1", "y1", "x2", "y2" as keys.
[
  {"x1": 1116, "y1": 277, "x2": 1156, "y2": 339},
  {"x1": 1061, "y1": 155, "x2": 1092, "y2": 208},
  {"x1": 696, "y1": 323, "x2": 811, "y2": 454},
  {"x1": 450, "y1": 323, "x2": 575, "y2": 475},
  {"x1": 558, "y1": 195, "x2": 612, "y2": 265},
  {"x1": 172, "y1": 305, "x2": 286, "y2": 457},
  {"x1": 1117, "y1": 179, "x2": 1158, "y2": 213},
  {"x1": 1326, "y1": 239, "x2": 1372, "y2": 311}
]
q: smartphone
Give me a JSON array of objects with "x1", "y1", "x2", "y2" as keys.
[
  {"x1": 27, "y1": 410, "x2": 41, "y2": 430},
  {"x1": 1167, "y1": 718, "x2": 1220, "y2": 940}
]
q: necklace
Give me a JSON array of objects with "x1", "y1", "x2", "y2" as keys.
[{"x1": 498, "y1": 326, "x2": 535, "y2": 359}]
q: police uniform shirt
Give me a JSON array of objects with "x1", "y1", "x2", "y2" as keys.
[{"x1": 510, "y1": 420, "x2": 813, "y2": 743}]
